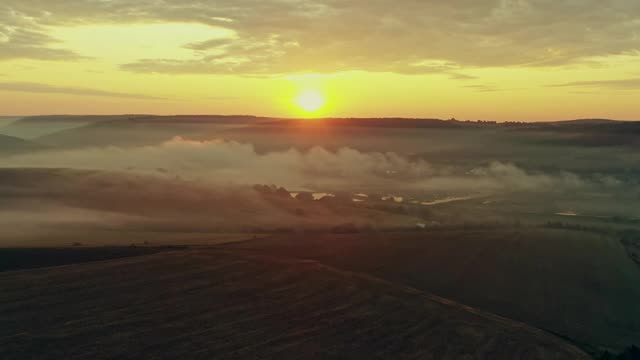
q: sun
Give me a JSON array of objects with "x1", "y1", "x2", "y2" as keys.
[{"x1": 294, "y1": 90, "x2": 327, "y2": 113}]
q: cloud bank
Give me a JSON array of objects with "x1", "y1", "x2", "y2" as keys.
[{"x1": 2, "y1": 1, "x2": 640, "y2": 74}]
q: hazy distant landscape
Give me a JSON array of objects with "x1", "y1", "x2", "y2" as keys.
[
  {"x1": 4, "y1": 0, "x2": 640, "y2": 358},
  {"x1": 1, "y1": 115, "x2": 639, "y2": 359}
]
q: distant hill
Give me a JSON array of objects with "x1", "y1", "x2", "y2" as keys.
[
  {"x1": 0, "y1": 116, "x2": 23, "y2": 128},
  {"x1": 257, "y1": 117, "x2": 468, "y2": 129},
  {"x1": 510, "y1": 119, "x2": 640, "y2": 147},
  {"x1": 547, "y1": 119, "x2": 623, "y2": 125},
  {"x1": 257, "y1": 117, "x2": 640, "y2": 130},
  {"x1": 0, "y1": 115, "x2": 149, "y2": 139},
  {"x1": 501, "y1": 118, "x2": 639, "y2": 130},
  {"x1": 17, "y1": 114, "x2": 640, "y2": 150},
  {"x1": 98, "y1": 114, "x2": 268, "y2": 125},
  {"x1": 35, "y1": 115, "x2": 274, "y2": 148},
  {"x1": 0, "y1": 134, "x2": 45, "y2": 155}
]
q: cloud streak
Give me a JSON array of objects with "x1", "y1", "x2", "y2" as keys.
[
  {"x1": 548, "y1": 78, "x2": 640, "y2": 90},
  {"x1": 0, "y1": 82, "x2": 164, "y2": 100}
]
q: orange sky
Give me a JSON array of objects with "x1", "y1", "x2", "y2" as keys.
[{"x1": 1, "y1": 1, "x2": 639, "y2": 121}]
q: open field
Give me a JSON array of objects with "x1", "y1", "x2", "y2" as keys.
[
  {"x1": 226, "y1": 229, "x2": 640, "y2": 352},
  {"x1": 0, "y1": 247, "x2": 589, "y2": 360},
  {"x1": 0, "y1": 246, "x2": 187, "y2": 272}
]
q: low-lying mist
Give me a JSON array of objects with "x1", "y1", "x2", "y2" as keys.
[
  {"x1": 1, "y1": 135, "x2": 638, "y2": 245},
  {"x1": 2, "y1": 136, "x2": 629, "y2": 194},
  {"x1": 0, "y1": 168, "x2": 420, "y2": 245}
]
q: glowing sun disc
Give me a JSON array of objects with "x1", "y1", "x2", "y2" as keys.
[{"x1": 295, "y1": 90, "x2": 326, "y2": 113}]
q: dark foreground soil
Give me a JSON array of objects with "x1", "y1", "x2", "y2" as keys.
[
  {"x1": 0, "y1": 247, "x2": 589, "y2": 360},
  {"x1": 0, "y1": 246, "x2": 186, "y2": 272}
]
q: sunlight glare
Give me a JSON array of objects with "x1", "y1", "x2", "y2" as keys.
[{"x1": 295, "y1": 90, "x2": 326, "y2": 114}]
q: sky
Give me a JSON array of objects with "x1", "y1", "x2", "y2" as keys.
[{"x1": 1, "y1": 0, "x2": 639, "y2": 121}]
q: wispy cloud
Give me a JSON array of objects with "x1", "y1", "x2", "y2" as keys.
[
  {"x1": 447, "y1": 72, "x2": 478, "y2": 81},
  {"x1": 201, "y1": 95, "x2": 238, "y2": 100},
  {"x1": 463, "y1": 84, "x2": 507, "y2": 92},
  {"x1": 0, "y1": 82, "x2": 163, "y2": 100},
  {"x1": 548, "y1": 78, "x2": 640, "y2": 90},
  {"x1": 0, "y1": 19, "x2": 83, "y2": 61}
]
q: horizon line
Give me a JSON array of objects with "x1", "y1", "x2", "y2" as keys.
[{"x1": 1, "y1": 114, "x2": 637, "y2": 124}]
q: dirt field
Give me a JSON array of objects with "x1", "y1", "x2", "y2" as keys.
[
  {"x1": 227, "y1": 229, "x2": 640, "y2": 352},
  {"x1": 0, "y1": 246, "x2": 186, "y2": 272},
  {"x1": 0, "y1": 247, "x2": 588, "y2": 360}
]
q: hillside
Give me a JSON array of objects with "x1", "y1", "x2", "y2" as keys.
[
  {"x1": 0, "y1": 134, "x2": 45, "y2": 155},
  {"x1": 1, "y1": 115, "x2": 147, "y2": 139},
  {"x1": 0, "y1": 248, "x2": 589, "y2": 360},
  {"x1": 0, "y1": 117, "x2": 23, "y2": 128},
  {"x1": 34, "y1": 115, "x2": 274, "y2": 148},
  {"x1": 228, "y1": 230, "x2": 640, "y2": 352},
  {"x1": 27, "y1": 115, "x2": 640, "y2": 151}
]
